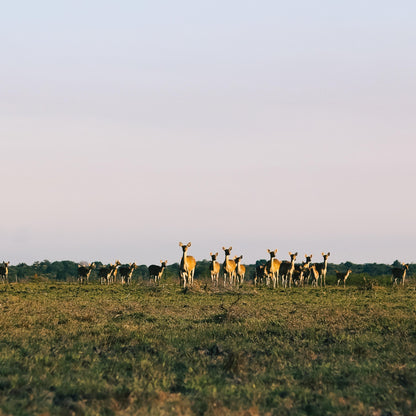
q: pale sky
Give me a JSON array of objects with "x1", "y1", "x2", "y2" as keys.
[{"x1": 1, "y1": 1, "x2": 415, "y2": 265}]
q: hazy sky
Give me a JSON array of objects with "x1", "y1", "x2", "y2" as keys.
[{"x1": 1, "y1": 1, "x2": 415, "y2": 265}]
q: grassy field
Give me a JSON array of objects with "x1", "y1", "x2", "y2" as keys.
[{"x1": 0, "y1": 280, "x2": 415, "y2": 416}]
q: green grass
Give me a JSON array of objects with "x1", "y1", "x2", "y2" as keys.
[{"x1": 0, "y1": 281, "x2": 415, "y2": 415}]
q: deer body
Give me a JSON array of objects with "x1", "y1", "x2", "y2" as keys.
[
  {"x1": 309, "y1": 264, "x2": 320, "y2": 287},
  {"x1": 77, "y1": 262, "x2": 95, "y2": 284},
  {"x1": 235, "y1": 255, "x2": 246, "y2": 285},
  {"x1": 294, "y1": 254, "x2": 313, "y2": 286},
  {"x1": 392, "y1": 263, "x2": 409, "y2": 286},
  {"x1": 279, "y1": 252, "x2": 298, "y2": 287},
  {"x1": 265, "y1": 249, "x2": 281, "y2": 288},
  {"x1": 179, "y1": 242, "x2": 196, "y2": 288},
  {"x1": 222, "y1": 247, "x2": 236, "y2": 285},
  {"x1": 119, "y1": 262, "x2": 137, "y2": 284},
  {"x1": 336, "y1": 269, "x2": 352, "y2": 287},
  {"x1": 148, "y1": 260, "x2": 167, "y2": 284},
  {"x1": 209, "y1": 253, "x2": 220, "y2": 286},
  {"x1": 255, "y1": 263, "x2": 266, "y2": 286},
  {"x1": 0, "y1": 262, "x2": 10, "y2": 283},
  {"x1": 314, "y1": 252, "x2": 330, "y2": 287},
  {"x1": 99, "y1": 261, "x2": 120, "y2": 285}
]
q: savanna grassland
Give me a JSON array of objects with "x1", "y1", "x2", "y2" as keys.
[{"x1": 0, "y1": 280, "x2": 415, "y2": 416}]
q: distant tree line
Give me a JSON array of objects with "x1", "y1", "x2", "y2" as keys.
[{"x1": 4, "y1": 259, "x2": 414, "y2": 284}]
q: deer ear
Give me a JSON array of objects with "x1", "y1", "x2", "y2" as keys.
[
  {"x1": 267, "y1": 249, "x2": 271, "y2": 253},
  {"x1": 328, "y1": 252, "x2": 330, "y2": 256},
  {"x1": 187, "y1": 242, "x2": 191, "y2": 247},
  {"x1": 215, "y1": 252, "x2": 218, "y2": 257},
  {"x1": 229, "y1": 246, "x2": 232, "y2": 251},
  {"x1": 241, "y1": 255, "x2": 243, "y2": 259},
  {"x1": 274, "y1": 249, "x2": 278, "y2": 254},
  {"x1": 289, "y1": 252, "x2": 292, "y2": 256},
  {"x1": 322, "y1": 252, "x2": 325, "y2": 256},
  {"x1": 160, "y1": 260, "x2": 163, "y2": 263},
  {"x1": 295, "y1": 252, "x2": 298, "y2": 256},
  {"x1": 210, "y1": 252, "x2": 212, "y2": 256},
  {"x1": 222, "y1": 246, "x2": 226, "y2": 250},
  {"x1": 179, "y1": 242, "x2": 182, "y2": 246}
]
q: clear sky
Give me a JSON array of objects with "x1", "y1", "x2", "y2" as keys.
[{"x1": 1, "y1": 1, "x2": 415, "y2": 265}]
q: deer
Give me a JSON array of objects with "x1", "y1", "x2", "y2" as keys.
[
  {"x1": 336, "y1": 269, "x2": 352, "y2": 287},
  {"x1": 293, "y1": 254, "x2": 313, "y2": 286},
  {"x1": 0, "y1": 261, "x2": 10, "y2": 283},
  {"x1": 391, "y1": 263, "x2": 409, "y2": 286},
  {"x1": 254, "y1": 263, "x2": 267, "y2": 286},
  {"x1": 209, "y1": 252, "x2": 220, "y2": 286},
  {"x1": 279, "y1": 252, "x2": 298, "y2": 287},
  {"x1": 179, "y1": 242, "x2": 196, "y2": 288},
  {"x1": 309, "y1": 263, "x2": 320, "y2": 287},
  {"x1": 110, "y1": 260, "x2": 121, "y2": 283},
  {"x1": 265, "y1": 249, "x2": 281, "y2": 288},
  {"x1": 77, "y1": 262, "x2": 95, "y2": 284},
  {"x1": 119, "y1": 262, "x2": 138, "y2": 284},
  {"x1": 234, "y1": 255, "x2": 246, "y2": 285},
  {"x1": 222, "y1": 247, "x2": 236, "y2": 286},
  {"x1": 98, "y1": 261, "x2": 120, "y2": 285},
  {"x1": 148, "y1": 260, "x2": 167, "y2": 284},
  {"x1": 314, "y1": 252, "x2": 331, "y2": 287}
]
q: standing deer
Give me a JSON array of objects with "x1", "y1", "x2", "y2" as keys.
[
  {"x1": 309, "y1": 264, "x2": 320, "y2": 287},
  {"x1": 279, "y1": 252, "x2": 298, "y2": 287},
  {"x1": 265, "y1": 249, "x2": 281, "y2": 288},
  {"x1": 148, "y1": 260, "x2": 167, "y2": 284},
  {"x1": 222, "y1": 247, "x2": 236, "y2": 286},
  {"x1": 98, "y1": 261, "x2": 120, "y2": 285},
  {"x1": 234, "y1": 255, "x2": 246, "y2": 285},
  {"x1": 392, "y1": 263, "x2": 409, "y2": 286},
  {"x1": 0, "y1": 261, "x2": 10, "y2": 283},
  {"x1": 314, "y1": 252, "x2": 331, "y2": 287},
  {"x1": 255, "y1": 263, "x2": 267, "y2": 286},
  {"x1": 293, "y1": 254, "x2": 313, "y2": 286},
  {"x1": 336, "y1": 269, "x2": 352, "y2": 287},
  {"x1": 179, "y1": 242, "x2": 196, "y2": 288},
  {"x1": 77, "y1": 262, "x2": 95, "y2": 284},
  {"x1": 110, "y1": 260, "x2": 121, "y2": 283},
  {"x1": 119, "y1": 262, "x2": 138, "y2": 284},
  {"x1": 209, "y1": 252, "x2": 220, "y2": 286}
]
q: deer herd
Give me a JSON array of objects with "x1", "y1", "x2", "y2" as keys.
[{"x1": 0, "y1": 246, "x2": 411, "y2": 288}]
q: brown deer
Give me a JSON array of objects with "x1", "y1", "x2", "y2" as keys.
[
  {"x1": 148, "y1": 260, "x2": 167, "y2": 284},
  {"x1": 77, "y1": 262, "x2": 95, "y2": 284},
  {"x1": 314, "y1": 252, "x2": 330, "y2": 287},
  {"x1": 222, "y1": 247, "x2": 236, "y2": 285},
  {"x1": 209, "y1": 252, "x2": 220, "y2": 286},
  {"x1": 309, "y1": 263, "x2": 320, "y2": 287},
  {"x1": 0, "y1": 261, "x2": 10, "y2": 283},
  {"x1": 392, "y1": 263, "x2": 409, "y2": 286},
  {"x1": 265, "y1": 249, "x2": 281, "y2": 288},
  {"x1": 234, "y1": 255, "x2": 246, "y2": 285},
  {"x1": 279, "y1": 252, "x2": 298, "y2": 287},
  {"x1": 179, "y1": 242, "x2": 196, "y2": 288},
  {"x1": 119, "y1": 262, "x2": 138, "y2": 284},
  {"x1": 336, "y1": 269, "x2": 352, "y2": 287}
]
